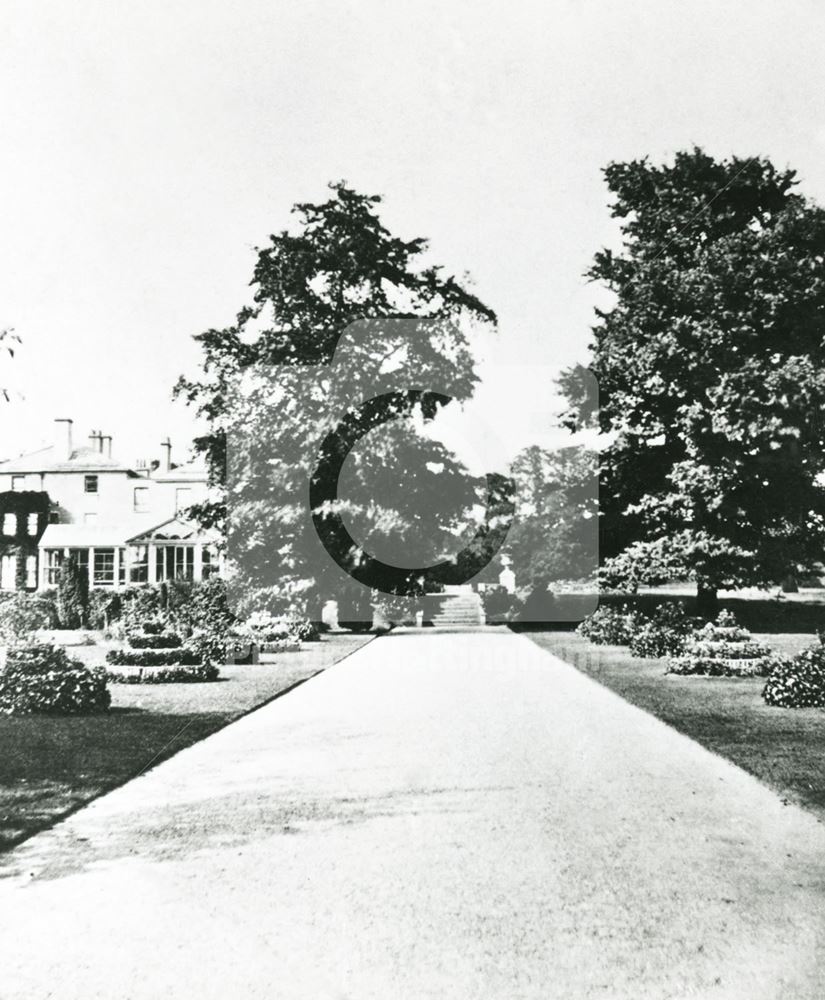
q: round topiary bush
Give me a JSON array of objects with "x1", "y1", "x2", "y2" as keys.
[
  {"x1": 0, "y1": 644, "x2": 110, "y2": 715},
  {"x1": 667, "y1": 610, "x2": 774, "y2": 677},
  {"x1": 763, "y1": 636, "x2": 825, "y2": 707}
]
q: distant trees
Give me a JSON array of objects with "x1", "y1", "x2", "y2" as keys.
[
  {"x1": 561, "y1": 148, "x2": 825, "y2": 613},
  {"x1": 505, "y1": 445, "x2": 598, "y2": 590}
]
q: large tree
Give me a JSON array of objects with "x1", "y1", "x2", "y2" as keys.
[
  {"x1": 176, "y1": 183, "x2": 497, "y2": 616},
  {"x1": 561, "y1": 148, "x2": 825, "y2": 614}
]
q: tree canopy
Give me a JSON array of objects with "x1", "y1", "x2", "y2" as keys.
[
  {"x1": 176, "y1": 183, "x2": 497, "y2": 616},
  {"x1": 560, "y1": 148, "x2": 825, "y2": 611}
]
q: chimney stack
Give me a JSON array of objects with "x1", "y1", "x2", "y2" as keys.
[
  {"x1": 161, "y1": 437, "x2": 172, "y2": 472},
  {"x1": 102, "y1": 435, "x2": 112, "y2": 459},
  {"x1": 54, "y1": 418, "x2": 73, "y2": 461},
  {"x1": 88, "y1": 430, "x2": 101, "y2": 452}
]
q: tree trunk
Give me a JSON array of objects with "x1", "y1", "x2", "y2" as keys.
[{"x1": 696, "y1": 582, "x2": 718, "y2": 619}]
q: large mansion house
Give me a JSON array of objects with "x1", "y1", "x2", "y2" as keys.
[{"x1": 0, "y1": 418, "x2": 221, "y2": 592}]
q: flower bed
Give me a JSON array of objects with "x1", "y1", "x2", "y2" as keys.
[{"x1": 668, "y1": 611, "x2": 774, "y2": 677}]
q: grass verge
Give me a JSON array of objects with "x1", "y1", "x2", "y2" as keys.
[
  {"x1": 522, "y1": 629, "x2": 825, "y2": 821},
  {"x1": 0, "y1": 633, "x2": 371, "y2": 852}
]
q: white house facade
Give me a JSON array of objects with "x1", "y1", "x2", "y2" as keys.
[{"x1": 0, "y1": 418, "x2": 221, "y2": 591}]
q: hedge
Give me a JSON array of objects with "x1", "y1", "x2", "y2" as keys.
[
  {"x1": 105, "y1": 663, "x2": 220, "y2": 684},
  {"x1": 126, "y1": 633, "x2": 182, "y2": 649},
  {"x1": 106, "y1": 648, "x2": 202, "y2": 667}
]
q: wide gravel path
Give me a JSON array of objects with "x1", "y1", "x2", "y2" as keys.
[{"x1": 1, "y1": 629, "x2": 824, "y2": 999}]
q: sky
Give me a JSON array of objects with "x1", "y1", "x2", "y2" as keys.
[{"x1": 2, "y1": 0, "x2": 825, "y2": 470}]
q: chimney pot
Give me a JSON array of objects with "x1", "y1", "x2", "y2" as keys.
[
  {"x1": 54, "y1": 418, "x2": 73, "y2": 461},
  {"x1": 161, "y1": 437, "x2": 172, "y2": 472}
]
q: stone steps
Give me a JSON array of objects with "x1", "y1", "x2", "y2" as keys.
[{"x1": 424, "y1": 592, "x2": 486, "y2": 627}]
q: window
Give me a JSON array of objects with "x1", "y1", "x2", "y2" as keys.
[
  {"x1": 45, "y1": 550, "x2": 63, "y2": 586},
  {"x1": 155, "y1": 545, "x2": 194, "y2": 582},
  {"x1": 27, "y1": 513, "x2": 38, "y2": 536},
  {"x1": 93, "y1": 548, "x2": 115, "y2": 586},
  {"x1": 11, "y1": 476, "x2": 25, "y2": 492},
  {"x1": 134, "y1": 487, "x2": 149, "y2": 512},
  {"x1": 118, "y1": 548, "x2": 127, "y2": 586},
  {"x1": 129, "y1": 545, "x2": 149, "y2": 583},
  {"x1": 202, "y1": 546, "x2": 214, "y2": 580},
  {"x1": 69, "y1": 549, "x2": 89, "y2": 579},
  {"x1": 175, "y1": 487, "x2": 192, "y2": 514},
  {"x1": 25, "y1": 556, "x2": 36, "y2": 589},
  {"x1": 84, "y1": 475, "x2": 98, "y2": 494},
  {"x1": 2, "y1": 513, "x2": 16, "y2": 536},
  {"x1": 0, "y1": 555, "x2": 16, "y2": 590}
]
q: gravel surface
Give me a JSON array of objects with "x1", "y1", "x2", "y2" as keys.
[{"x1": 0, "y1": 629, "x2": 824, "y2": 999}]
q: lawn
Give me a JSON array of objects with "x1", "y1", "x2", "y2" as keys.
[
  {"x1": 0, "y1": 633, "x2": 371, "y2": 852},
  {"x1": 522, "y1": 628, "x2": 825, "y2": 821}
]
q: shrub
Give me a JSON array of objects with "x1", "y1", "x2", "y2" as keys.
[
  {"x1": 0, "y1": 593, "x2": 59, "y2": 643},
  {"x1": 142, "y1": 621, "x2": 165, "y2": 634},
  {"x1": 628, "y1": 602, "x2": 696, "y2": 657},
  {"x1": 284, "y1": 614, "x2": 320, "y2": 642},
  {"x1": 668, "y1": 610, "x2": 774, "y2": 677},
  {"x1": 126, "y1": 633, "x2": 182, "y2": 649},
  {"x1": 576, "y1": 603, "x2": 648, "y2": 645},
  {"x1": 232, "y1": 585, "x2": 297, "y2": 620},
  {"x1": 105, "y1": 663, "x2": 220, "y2": 684},
  {"x1": 171, "y1": 577, "x2": 234, "y2": 632},
  {"x1": 106, "y1": 647, "x2": 202, "y2": 667},
  {"x1": 168, "y1": 578, "x2": 235, "y2": 660},
  {"x1": 240, "y1": 611, "x2": 317, "y2": 644},
  {"x1": 763, "y1": 636, "x2": 825, "y2": 707},
  {"x1": 483, "y1": 588, "x2": 523, "y2": 624},
  {"x1": 0, "y1": 644, "x2": 110, "y2": 715},
  {"x1": 88, "y1": 590, "x2": 122, "y2": 629},
  {"x1": 57, "y1": 553, "x2": 89, "y2": 628},
  {"x1": 118, "y1": 587, "x2": 164, "y2": 633}
]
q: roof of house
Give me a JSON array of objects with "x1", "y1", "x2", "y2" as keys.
[
  {"x1": 126, "y1": 516, "x2": 219, "y2": 543},
  {"x1": 150, "y1": 458, "x2": 208, "y2": 484},
  {"x1": 38, "y1": 523, "x2": 134, "y2": 547},
  {"x1": 1, "y1": 445, "x2": 137, "y2": 475},
  {"x1": 39, "y1": 517, "x2": 220, "y2": 549}
]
